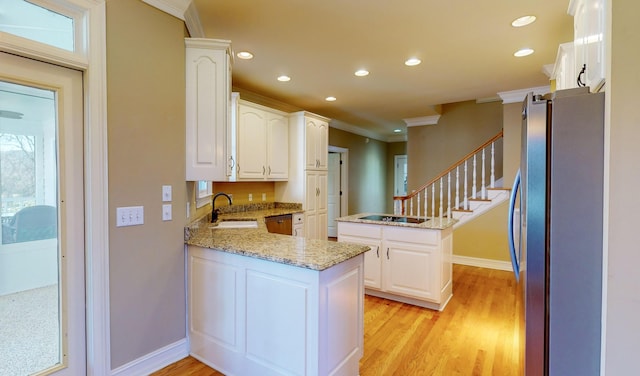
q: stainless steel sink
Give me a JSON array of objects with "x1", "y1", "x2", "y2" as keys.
[
  {"x1": 211, "y1": 220, "x2": 259, "y2": 229},
  {"x1": 358, "y1": 214, "x2": 428, "y2": 224}
]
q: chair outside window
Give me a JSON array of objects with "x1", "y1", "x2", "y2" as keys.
[{"x1": 1, "y1": 205, "x2": 57, "y2": 244}]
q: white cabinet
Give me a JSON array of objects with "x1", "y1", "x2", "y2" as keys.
[
  {"x1": 305, "y1": 170, "x2": 328, "y2": 240},
  {"x1": 275, "y1": 111, "x2": 331, "y2": 240},
  {"x1": 569, "y1": 0, "x2": 606, "y2": 91},
  {"x1": 552, "y1": 42, "x2": 576, "y2": 91},
  {"x1": 337, "y1": 222, "x2": 453, "y2": 311},
  {"x1": 185, "y1": 38, "x2": 233, "y2": 181},
  {"x1": 236, "y1": 100, "x2": 288, "y2": 180},
  {"x1": 188, "y1": 245, "x2": 364, "y2": 376},
  {"x1": 292, "y1": 212, "x2": 304, "y2": 237},
  {"x1": 305, "y1": 116, "x2": 328, "y2": 170}
]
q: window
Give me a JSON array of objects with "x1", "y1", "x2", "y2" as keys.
[{"x1": 195, "y1": 180, "x2": 212, "y2": 208}]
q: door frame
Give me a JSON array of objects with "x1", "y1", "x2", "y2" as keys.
[
  {"x1": 328, "y1": 146, "x2": 349, "y2": 219},
  {"x1": 0, "y1": 1, "x2": 110, "y2": 375}
]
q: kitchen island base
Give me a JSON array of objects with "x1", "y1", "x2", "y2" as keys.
[{"x1": 188, "y1": 245, "x2": 364, "y2": 376}]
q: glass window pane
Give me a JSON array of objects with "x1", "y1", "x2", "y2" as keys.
[
  {"x1": 0, "y1": 79, "x2": 61, "y2": 374},
  {"x1": 0, "y1": 0, "x2": 74, "y2": 51}
]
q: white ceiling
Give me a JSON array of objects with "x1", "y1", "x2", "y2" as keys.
[{"x1": 192, "y1": 0, "x2": 574, "y2": 141}]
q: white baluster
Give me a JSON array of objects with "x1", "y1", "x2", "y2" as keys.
[
  {"x1": 417, "y1": 191, "x2": 421, "y2": 218},
  {"x1": 447, "y1": 172, "x2": 451, "y2": 219},
  {"x1": 455, "y1": 166, "x2": 460, "y2": 210},
  {"x1": 439, "y1": 177, "x2": 444, "y2": 221},
  {"x1": 410, "y1": 196, "x2": 414, "y2": 217},
  {"x1": 481, "y1": 148, "x2": 486, "y2": 199},
  {"x1": 464, "y1": 160, "x2": 469, "y2": 210},
  {"x1": 431, "y1": 184, "x2": 435, "y2": 218},
  {"x1": 424, "y1": 188, "x2": 428, "y2": 219},
  {"x1": 491, "y1": 141, "x2": 496, "y2": 188},
  {"x1": 472, "y1": 154, "x2": 477, "y2": 199}
]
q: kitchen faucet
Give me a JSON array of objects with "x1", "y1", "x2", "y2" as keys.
[{"x1": 211, "y1": 192, "x2": 233, "y2": 223}]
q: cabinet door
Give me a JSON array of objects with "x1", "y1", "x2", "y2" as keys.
[
  {"x1": 384, "y1": 239, "x2": 438, "y2": 301},
  {"x1": 305, "y1": 118, "x2": 328, "y2": 170},
  {"x1": 316, "y1": 172, "x2": 328, "y2": 239},
  {"x1": 266, "y1": 112, "x2": 288, "y2": 179},
  {"x1": 340, "y1": 235, "x2": 382, "y2": 289},
  {"x1": 315, "y1": 120, "x2": 328, "y2": 169},
  {"x1": 237, "y1": 105, "x2": 267, "y2": 179},
  {"x1": 185, "y1": 42, "x2": 230, "y2": 181}
]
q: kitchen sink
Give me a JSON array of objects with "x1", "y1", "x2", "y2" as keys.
[
  {"x1": 358, "y1": 214, "x2": 428, "y2": 224},
  {"x1": 211, "y1": 220, "x2": 259, "y2": 229}
]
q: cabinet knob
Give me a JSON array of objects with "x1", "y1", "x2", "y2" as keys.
[
  {"x1": 263, "y1": 166, "x2": 266, "y2": 175},
  {"x1": 268, "y1": 166, "x2": 271, "y2": 175},
  {"x1": 229, "y1": 156, "x2": 235, "y2": 169},
  {"x1": 386, "y1": 248, "x2": 390, "y2": 259},
  {"x1": 375, "y1": 246, "x2": 379, "y2": 258}
]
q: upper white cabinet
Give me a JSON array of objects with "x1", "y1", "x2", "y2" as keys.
[
  {"x1": 304, "y1": 115, "x2": 328, "y2": 170},
  {"x1": 569, "y1": 0, "x2": 606, "y2": 91},
  {"x1": 552, "y1": 42, "x2": 576, "y2": 91},
  {"x1": 236, "y1": 100, "x2": 288, "y2": 181},
  {"x1": 185, "y1": 38, "x2": 233, "y2": 181}
]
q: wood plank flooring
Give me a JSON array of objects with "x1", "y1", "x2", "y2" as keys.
[{"x1": 152, "y1": 264, "x2": 523, "y2": 376}]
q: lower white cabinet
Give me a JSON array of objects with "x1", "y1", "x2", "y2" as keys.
[
  {"x1": 304, "y1": 171, "x2": 328, "y2": 240},
  {"x1": 292, "y1": 212, "x2": 304, "y2": 237},
  {"x1": 338, "y1": 222, "x2": 453, "y2": 311},
  {"x1": 188, "y1": 246, "x2": 364, "y2": 375}
]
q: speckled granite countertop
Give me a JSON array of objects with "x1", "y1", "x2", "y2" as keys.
[
  {"x1": 336, "y1": 213, "x2": 457, "y2": 229},
  {"x1": 185, "y1": 204, "x2": 370, "y2": 271}
]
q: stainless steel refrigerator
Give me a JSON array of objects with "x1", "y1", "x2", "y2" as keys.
[{"x1": 507, "y1": 87, "x2": 604, "y2": 375}]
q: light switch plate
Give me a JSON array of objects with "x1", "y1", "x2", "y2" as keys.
[
  {"x1": 116, "y1": 206, "x2": 144, "y2": 227},
  {"x1": 162, "y1": 204, "x2": 172, "y2": 221},
  {"x1": 162, "y1": 185, "x2": 172, "y2": 202}
]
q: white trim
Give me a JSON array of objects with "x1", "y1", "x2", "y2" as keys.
[
  {"x1": 110, "y1": 339, "x2": 189, "y2": 376},
  {"x1": 184, "y1": 1, "x2": 205, "y2": 38},
  {"x1": 141, "y1": 0, "x2": 190, "y2": 21},
  {"x1": 497, "y1": 85, "x2": 550, "y2": 104},
  {"x1": 403, "y1": 115, "x2": 441, "y2": 127},
  {"x1": 453, "y1": 255, "x2": 513, "y2": 271}
]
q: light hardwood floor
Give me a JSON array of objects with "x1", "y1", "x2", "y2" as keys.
[{"x1": 152, "y1": 264, "x2": 523, "y2": 376}]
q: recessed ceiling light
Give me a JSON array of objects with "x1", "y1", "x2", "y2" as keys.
[
  {"x1": 514, "y1": 48, "x2": 534, "y2": 57},
  {"x1": 277, "y1": 75, "x2": 291, "y2": 82},
  {"x1": 511, "y1": 15, "x2": 537, "y2": 27},
  {"x1": 393, "y1": 129, "x2": 402, "y2": 133},
  {"x1": 405, "y1": 58, "x2": 421, "y2": 66},
  {"x1": 237, "y1": 51, "x2": 253, "y2": 59},
  {"x1": 354, "y1": 69, "x2": 369, "y2": 77},
  {"x1": 325, "y1": 96, "x2": 337, "y2": 102}
]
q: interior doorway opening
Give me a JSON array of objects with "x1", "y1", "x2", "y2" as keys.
[{"x1": 327, "y1": 146, "x2": 348, "y2": 238}]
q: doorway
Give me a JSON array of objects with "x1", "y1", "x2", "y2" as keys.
[
  {"x1": 394, "y1": 155, "x2": 408, "y2": 196},
  {"x1": 327, "y1": 146, "x2": 348, "y2": 238},
  {"x1": 0, "y1": 52, "x2": 85, "y2": 375}
]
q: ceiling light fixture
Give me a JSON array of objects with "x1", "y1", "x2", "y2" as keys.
[
  {"x1": 514, "y1": 48, "x2": 534, "y2": 57},
  {"x1": 511, "y1": 15, "x2": 537, "y2": 27},
  {"x1": 354, "y1": 69, "x2": 369, "y2": 77},
  {"x1": 405, "y1": 58, "x2": 421, "y2": 66},
  {"x1": 277, "y1": 75, "x2": 291, "y2": 82},
  {"x1": 325, "y1": 96, "x2": 337, "y2": 102},
  {"x1": 393, "y1": 129, "x2": 402, "y2": 133},
  {"x1": 237, "y1": 51, "x2": 254, "y2": 59}
]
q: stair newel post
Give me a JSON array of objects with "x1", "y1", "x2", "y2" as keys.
[
  {"x1": 481, "y1": 148, "x2": 486, "y2": 199},
  {"x1": 490, "y1": 141, "x2": 496, "y2": 189},
  {"x1": 472, "y1": 154, "x2": 477, "y2": 199},
  {"x1": 431, "y1": 184, "x2": 435, "y2": 218},
  {"x1": 455, "y1": 166, "x2": 460, "y2": 210},
  {"x1": 447, "y1": 172, "x2": 451, "y2": 219},
  {"x1": 464, "y1": 160, "x2": 469, "y2": 210},
  {"x1": 424, "y1": 188, "x2": 428, "y2": 219}
]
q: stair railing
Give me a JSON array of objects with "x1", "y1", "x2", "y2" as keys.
[{"x1": 394, "y1": 130, "x2": 504, "y2": 220}]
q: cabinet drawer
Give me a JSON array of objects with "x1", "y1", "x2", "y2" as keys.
[
  {"x1": 338, "y1": 223, "x2": 382, "y2": 239},
  {"x1": 384, "y1": 226, "x2": 439, "y2": 245}
]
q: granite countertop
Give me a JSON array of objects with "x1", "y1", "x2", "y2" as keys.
[
  {"x1": 336, "y1": 213, "x2": 457, "y2": 229},
  {"x1": 185, "y1": 204, "x2": 370, "y2": 271}
]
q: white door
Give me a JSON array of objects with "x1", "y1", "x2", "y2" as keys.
[
  {"x1": 327, "y1": 152, "x2": 341, "y2": 237},
  {"x1": 0, "y1": 52, "x2": 85, "y2": 375}
]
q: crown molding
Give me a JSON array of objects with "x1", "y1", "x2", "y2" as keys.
[
  {"x1": 403, "y1": 115, "x2": 441, "y2": 127},
  {"x1": 142, "y1": 0, "x2": 190, "y2": 20},
  {"x1": 497, "y1": 85, "x2": 550, "y2": 104},
  {"x1": 184, "y1": 1, "x2": 204, "y2": 37}
]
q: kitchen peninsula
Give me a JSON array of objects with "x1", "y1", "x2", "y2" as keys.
[
  {"x1": 184, "y1": 205, "x2": 369, "y2": 376},
  {"x1": 337, "y1": 213, "x2": 456, "y2": 311}
]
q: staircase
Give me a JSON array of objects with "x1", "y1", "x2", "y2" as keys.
[{"x1": 394, "y1": 130, "x2": 510, "y2": 229}]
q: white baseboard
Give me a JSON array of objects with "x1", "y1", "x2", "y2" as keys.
[
  {"x1": 111, "y1": 338, "x2": 189, "y2": 376},
  {"x1": 453, "y1": 255, "x2": 513, "y2": 271}
]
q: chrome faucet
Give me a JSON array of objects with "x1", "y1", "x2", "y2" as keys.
[{"x1": 211, "y1": 192, "x2": 233, "y2": 223}]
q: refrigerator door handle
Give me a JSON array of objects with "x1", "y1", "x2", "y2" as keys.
[{"x1": 508, "y1": 169, "x2": 521, "y2": 282}]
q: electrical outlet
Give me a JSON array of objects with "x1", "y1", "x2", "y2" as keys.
[
  {"x1": 162, "y1": 185, "x2": 172, "y2": 202},
  {"x1": 248, "y1": 193, "x2": 253, "y2": 201}
]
